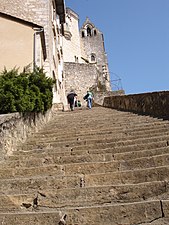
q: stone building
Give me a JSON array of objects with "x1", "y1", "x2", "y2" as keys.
[
  {"x1": 0, "y1": 2, "x2": 112, "y2": 109},
  {"x1": 62, "y1": 8, "x2": 111, "y2": 104},
  {"x1": 0, "y1": 12, "x2": 46, "y2": 73},
  {"x1": 0, "y1": 0, "x2": 67, "y2": 106}
]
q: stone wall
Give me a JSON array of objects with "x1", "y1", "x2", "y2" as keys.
[
  {"x1": 64, "y1": 62, "x2": 98, "y2": 104},
  {"x1": 0, "y1": 107, "x2": 55, "y2": 160},
  {"x1": 63, "y1": 8, "x2": 83, "y2": 63},
  {"x1": 81, "y1": 30, "x2": 107, "y2": 65},
  {"x1": 94, "y1": 90, "x2": 125, "y2": 106},
  {"x1": 0, "y1": 0, "x2": 51, "y2": 75},
  {"x1": 0, "y1": 0, "x2": 48, "y2": 26},
  {"x1": 103, "y1": 91, "x2": 169, "y2": 119}
]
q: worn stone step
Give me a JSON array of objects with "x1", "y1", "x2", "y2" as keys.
[
  {"x1": 85, "y1": 165, "x2": 169, "y2": 187},
  {"x1": 20, "y1": 134, "x2": 169, "y2": 152},
  {"x1": 1, "y1": 106, "x2": 169, "y2": 224},
  {"x1": 0, "y1": 181, "x2": 167, "y2": 211},
  {"x1": 5, "y1": 146, "x2": 169, "y2": 170},
  {"x1": 31, "y1": 120, "x2": 169, "y2": 140},
  {"x1": 3, "y1": 149, "x2": 169, "y2": 178},
  {"x1": 0, "y1": 165, "x2": 64, "y2": 179},
  {"x1": 113, "y1": 146, "x2": 169, "y2": 161},
  {"x1": 0, "y1": 211, "x2": 61, "y2": 225},
  {"x1": 0, "y1": 175, "x2": 81, "y2": 195},
  {"x1": 1, "y1": 165, "x2": 169, "y2": 194},
  {"x1": 0, "y1": 160, "x2": 123, "y2": 178},
  {"x1": 30, "y1": 123, "x2": 169, "y2": 146},
  {"x1": 0, "y1": 200, "x2": 166, "y2": 225},
  {"x1": 3, "y1": 153, "x2": 114, "y2": 168},
  {"x1": 119, "y1": 153, "x2": 169, "y2": 170},
  {"x1": 12, "y1": 140, "x2": 167, "y2": 162},
  {"x1": 26, "y1": 128, "x2": 169, "y2": 147},
  {"x1": 3, "y1": 151, "x2": 169, "y2": 177},
  {"x1": 47, "y1": 108, "x2": 163, "y2": 122},
  {"x1": 29, "y1": 109, "x2": 169, "y2": 133}
]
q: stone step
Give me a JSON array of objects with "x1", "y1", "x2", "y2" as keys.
[
  {"x1": 32, "y1": 120, "x2": 169, "y2": 139},
  {"x1": 20, "y1": 134, "x2": 169, "y2": 151},
  {"x1": 1, "y1": 165, "x2": 169, "y2": 193},
  {"x1": 1, "y1": 107, "x2": 169, "y2": 224},
  {"x1": 0, "y1": 199, "x2": 167, "y2": 225},
  {"x1": 0, "y1": 211, "x2": 61, "y2": 225},
  {"x1": 11, "y1": 140, "x2": 167, "y2": 161},
  {"x1": 0, "y1": 175, "x2": 80, "y2": 195},
  {"x1": 48, "y1": 108, "x2": 162, "y2": 121},
  {"x1": 3, "y1": 153, "x2": 114, "y2": 168},
  {"x1": 0, "y1": 164, "x2": 64, "y2": 179},
  {"x1": 0, "y1": 181, "x2": 167, "y2": 211},
  {"x1": 5, "y1": 147, "x2": 169, "y2": 168},
  {"x1": 85, "y1": 165, "x2": 169, "y2": 187},
  {"x1": 113, "y1": 146, "x2": 169, "y2": 161},
  {"x1": 0, "y1": 160, "x2": 124, "y2": 178},
  {"x1": 3, "y1": 149, "x2": 169, "y2": 175},
  {"x1": 119, "y1": 153, "x2": 169, "y2": 171},
  {"x1": 26, "y1": 127, "x2": 169, "y2": 146}
]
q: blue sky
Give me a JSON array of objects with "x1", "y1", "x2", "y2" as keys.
[{"x1": 65, "y1": 0, "x2": 169, "y2": 94}]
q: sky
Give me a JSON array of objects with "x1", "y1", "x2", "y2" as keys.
[{"x1": 65, "y1": 0, "x2": 169, "y2": 95}]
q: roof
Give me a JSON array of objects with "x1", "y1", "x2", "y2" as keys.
[
  {"x1": 0, "y1": 11, "x2": 47, "y2": 60},
  {"x1": 0, "y1": 12, "x2": 42, "y2": 29}
]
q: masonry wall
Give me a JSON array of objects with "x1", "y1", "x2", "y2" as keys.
[
  {"x1": 0, "y1": 0, "x2": 67, "y2": 107},
  {"x1": 0, "y1": 0, "x2": 48, "y2": 30},
  {"x1": 62, "y1": 9, "x2": 83, "y2": 63},
  {"x1": 64, "y1": 62, "x2": 98, "y2": 104},
  {"x1": 0, "y1": 0, "x2": 53, "y2": 77},
  {"x1": 103, "y1": 91, "x2": 169, "y2": 119},
  {"x1": 81, "y1": 31, "x2": 107, "y2": 65},
  {"x1": 0, "y1": 16, "x2": 34, "y2": 72},
  {"x1": 0, "y1": 107, "x2": 55, "y2": 161}
]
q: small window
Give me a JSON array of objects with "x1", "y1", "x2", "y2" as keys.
[
  {"x1": 82, "y1": 31, "x2": 85, "y2": 38},
  {"x1": 74, "y1": 56, "x2": 79, "y2": 63},
  {"x1": 87, "y1": 27, "x2": 92, "y2": 36},
  {"x1": 94, "y1": 30, "x2": 97, "y2": 36},
  {"x1": 91, "y1": 54, "x2": 96, "y2": 62}
]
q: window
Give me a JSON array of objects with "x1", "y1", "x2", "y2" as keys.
[
  {"x1": 82, "y1": 31, "x2": 85, "y2": 38},
  {"x1": 91, "y1": 54, "x2": 96, "y2": 62},
  {"x1": 87, "y1": 27, "x2": 92, "y2": 36},
  {"x1": 74, "y1": 56, "x2": 79, "y2": 63},
  {"x1": 94, "y1": 30, "x2": 97, "y2": 36}
]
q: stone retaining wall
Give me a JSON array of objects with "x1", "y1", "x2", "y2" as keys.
[
  {"x1": 0, "y1": 107, "x2": 55, "y2": 160},
  {"x1": 103, "y1": 91, "x2": 169, "y2": 119},
  {"x1": 94, "y1": 90, "x2": 125, "y2": 106}
]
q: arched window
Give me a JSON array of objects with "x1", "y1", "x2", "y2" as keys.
[
  {"x1": 74, "y1": 56, "x2": 79, "y2": 63},
  {"x1": 82, "y1": 31, "x2": 85, "y2": 38},
  {"x1": 87, "y1": 27, "x2": 92, "y2": 36},
  {"x1": 91, "y1": 54, "x2": 96, "y2": 62}
]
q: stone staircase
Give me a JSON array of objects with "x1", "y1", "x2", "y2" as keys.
[{"x1": 0, "y1": 107, "x2": 169, "y2": 224}]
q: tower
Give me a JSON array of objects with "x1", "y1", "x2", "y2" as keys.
[
  {"x1": 63, "y1": 9, "x2": 111, "y2": 103},
  {"x1": 80, "y1": 17, "x2": 111, "y2": 91}
]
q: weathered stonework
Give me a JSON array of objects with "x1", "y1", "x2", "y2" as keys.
[
  {"x1": 63, "y1": 8, "x2": 111, "y2": 101},
  {"x1": 64, "y1": 62, "x2": 99, "y2": 104},
  {"x1": 0, "y1": 107, "x2": 55, "y2": 160},
  {"x1": 103, "y1": 91, "x2": 169, "y2": 119},
  {"x1": 0, "y1": 0, "x2": 67, "y2": 106}
]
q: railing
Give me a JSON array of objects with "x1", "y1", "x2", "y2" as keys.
[{"x1": 110, "y1": 72, "x2": 123, "y2": 91}]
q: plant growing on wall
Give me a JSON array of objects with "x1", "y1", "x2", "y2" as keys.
[{"x1": 0, "y1": 67, "x2": 53, "y2": 114}]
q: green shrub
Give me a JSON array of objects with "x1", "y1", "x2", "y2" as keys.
[{"x1": 0, "y1": 67, "x2": 54, "y2": 114}]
